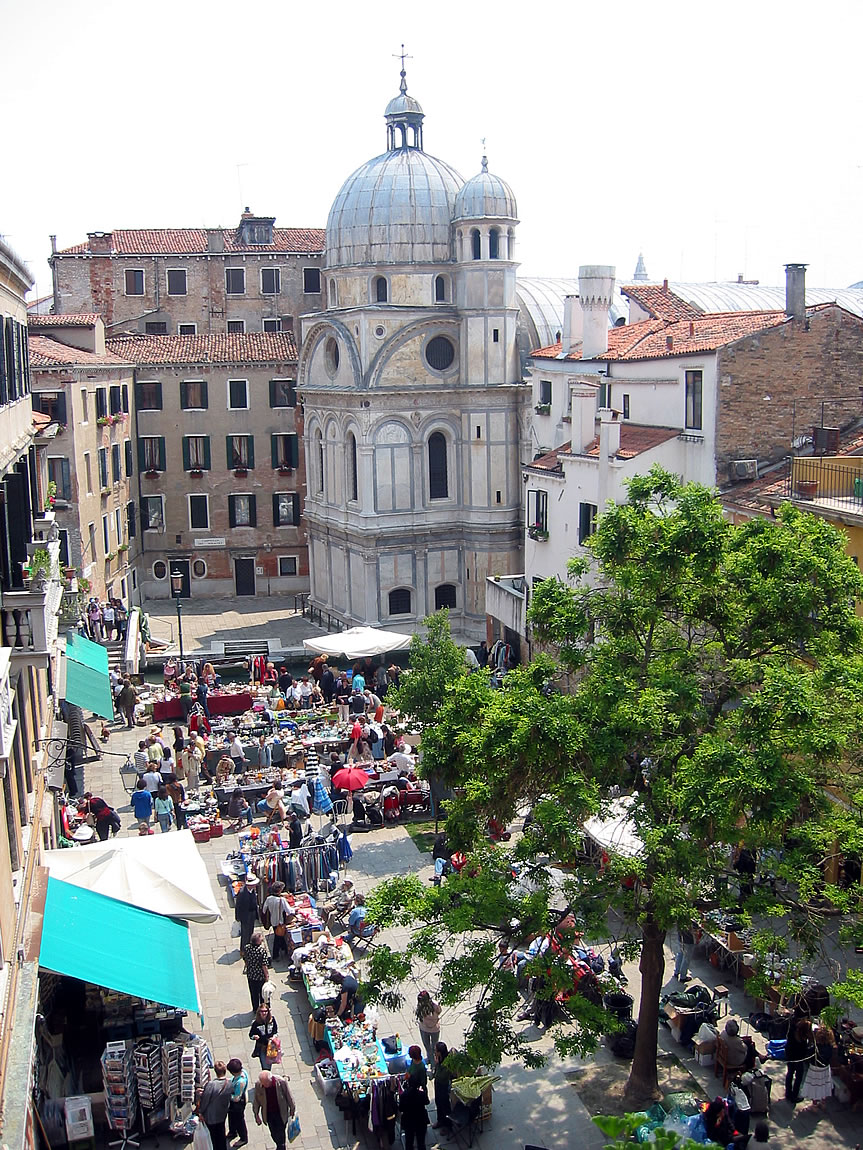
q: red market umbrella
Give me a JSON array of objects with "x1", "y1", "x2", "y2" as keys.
[{"x1": 332, "y1": 766, "x2": 375, "y2": 792}]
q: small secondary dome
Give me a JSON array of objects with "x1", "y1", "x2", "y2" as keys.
[{"x1": 452, "y1": 155, "x2": 518, "y2": 222}]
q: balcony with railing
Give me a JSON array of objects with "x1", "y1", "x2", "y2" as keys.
[
  {"x1": 0, "y1": 540, "x2": 64, "y2": 665},
  {"x1": 785, "y1": 456, "x2": 863, "y2": 519}
]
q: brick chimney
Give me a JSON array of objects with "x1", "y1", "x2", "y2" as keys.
[
  {"x1": 785, "y1": 263, "x2": 807, "y2": 321},
  {"x1": 579, "y1": 265, "x2": 616, "y2": 360},
  {"x1": 206, "y1": 228, "x2": 225, "y2": 253},
  {"x1": 87, "y1": 232, "x2": 113, "y2": 254}
]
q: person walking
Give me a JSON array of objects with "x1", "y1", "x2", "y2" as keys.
[
  {"x1": 116, "y1": 677, "x2": 138, "y2": 728},
  {"x1": 262, "y1": 881, "x2": 293, "y2": 961},
  {"x1": 165, "y1": 777, "x2": 186, "y2": 828},
  {"x1": 102, "y1": 600, "x2": 115, "y2": 640},
  {"x1": 785, "y1": 1016, "x2": 815, "y2": 1103},
  {"x1": 252, "y1": 1071, "x2": 296, "y2": 1150},
  {"x1": 415, "y1": 991, "x2": 442, "y2": 1063},
  {"x1": 154, "y1": 785, "x2": 175, "y2": 832},
  {"x1": 226, "y1": 1058, "x2": 249, "y2": 1146},
  {"x1": 673, "y1": 924, "x2": 695, "y2": 981},
  {"x1": 248, "y1": 1003, "x2": 279, "y2": 1070},
  {"x1": 400, "y1": 1078, "x2": 430, "y2": 1150},
  {"x1": 197, "y1": 1061, "x2": 233, "y2": 1150},
  {"x1": 81, "y1": 792, "x2": 121, "y2": 840},
  {"x1": 243, "y1": 932, "x2": 271, "y2": 1012},
  {"x1": 234, "y1": 875, "x2": 259, "y2": 953},
  {"x1": 130, "y1": 779, "x2": 153, "y2": 826}
]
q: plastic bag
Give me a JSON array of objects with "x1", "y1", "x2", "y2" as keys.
[
  {"x1": 192, "y1": 1118, "x2": 213, "y2": 1150},
  {"x1": 696, "y1": 1022, "x2": 717, "y2": 1043},
  {"x1": 266, "y1": 1036, "x2": 282, "y2": 1063},
  {"x1": 231, "y1": 921, "x2": 242, "y2": 938},
  {"x1": 287, "y1": 1114, "x2": 301, "y2": 1143}
]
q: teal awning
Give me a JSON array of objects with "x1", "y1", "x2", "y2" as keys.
[
  {"x1": 64, "y1": 632, "x2": 114, "y2": 719},
  {"x1": 39, "y1": 878, "x2": 201, "y2": 1013}
]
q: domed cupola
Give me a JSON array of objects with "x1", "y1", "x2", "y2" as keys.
[
  {"x1": 325, "y1": 65, "x2": 464, "y2": 269},
  {"x1": 452, "y1": 155, "x2": 518, "y2": 222}
]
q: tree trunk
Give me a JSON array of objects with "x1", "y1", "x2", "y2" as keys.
[{"x1": 623, "y1": 917, "x2": 666, "y2": 1105}]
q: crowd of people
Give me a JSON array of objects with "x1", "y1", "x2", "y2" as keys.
[{"x1": 83, "y1": 596, "x2": 128, "y2": 643}]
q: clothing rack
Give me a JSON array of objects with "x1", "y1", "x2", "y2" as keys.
[{"x1": 239, "y1": 839, "x2": 341, "y2": 895}]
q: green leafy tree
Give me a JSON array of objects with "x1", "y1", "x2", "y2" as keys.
[{"x1": 367, "y1": 470, "x2": 863, "y2": 1104}]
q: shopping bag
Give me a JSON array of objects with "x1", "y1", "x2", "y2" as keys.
[
  {"x1": 266, "y1": 1036, "x2": 282, "y2": 1063},
  {"x1": 287, "y1": 1114, "x2": 300, "y2": 1143},
  {"x1": 230, "y1": 921, "x2": 242, "y2": 938},
  {"x1": 192, "y1": 1118, "x2": 214, "y2": 1150}
]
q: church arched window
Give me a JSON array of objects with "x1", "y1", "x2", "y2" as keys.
[
  {"x1": 435, "y1": 584, "x2": 457, "y2": 610},
  {"x1": 471, "y1": 229, "x2": 481, "y2": 260},
  {"x1": 435, "y1": 275, "x2": 447, "y2": 303},
  {"x1": 428, "y1": 432, "x2": 449, "y2": 500},
  {"x1": 347, "y1": 431, "x2": 358, "y2": 502},
  {"x1": 489, "y1": 228, "x2": 500, "y2": 260},
  {"x1": 389, "y1": 588, "x2": 412, "y2": 615},
  {"x1": 329, "y1": 278, "x2": 337, "y2": 306},
  {"x1": 315, "y1": 429, "x2": 324, "y2": 495},
  {"x1": 375, "y1": 276, "x2": 388, "y2": 303}
]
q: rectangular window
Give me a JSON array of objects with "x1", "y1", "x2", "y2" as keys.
[
  {"x1": 98, "y1": 447, "x2": 108, "y2": 489},
  {"x1": 539, "y1": 379, "x2": 552, "y2": 405},
  {"x1": 81, "y1": 387, "x2": 89, "y2": 422},
  {"x1": 189, "y1": 494, "x2": 209, "y2": 530},
  {"x1": 303, "y1": 267, "x2": 321, "y2": 294},
  {"x1": 102, "y1": 514, "x2": 110, "y2": 552},
  {"x1": 227, "y1": 434, "x2": 254, "y2": 469},
  {"x1": 262, "y1": 317, "x2": 282, "y2": 332},
  {"x1": 227, "y1": 319, "x2": 246, "y2": 334},
  {"x1": 125, "y1": 268, "x2": 144, "y2": 295},
  {"x1": 261, "y1": 267, "x2": 281, "y2": 295},
  {"x1": 228, "y1": 379, "x2": 249, "y2": 409},
  {"x1": 136, "y1": 380, "x2": 162, "y2": 410},
  {"x1": 109, "y1": 384, "x2": 122, "y2": 414},
  {"x1": 528, "y1": 489, "x2": 548, "y2": 532},
  {"x1": 145, "y1": 321, "x2": 167, "y2": 335},
  {"x1": 178, "y1": 323, "x2": 197, "y2": 336},
  {"x1": 622, "y1": 393, "x2": 631, "y2": 420},
  {"x1": 183, "y1": 435, "x2": 211, "y2": 471},
  {"x1": 493, "y1": 328, "x2": 499, "y2": 343},
  {"x1": 268, "y1": 378, "x2": 296, "y2": 408},
  {"x1": 95, "y1": 387, "x2": 107, "y2": 419},
  {"x1": 271, "y1": 433, "x2": 299, "y2": 469},
  {"x1": 111, "y1": 442, "x2": 121, "y2": 484},
  {"x1": 84, "y1": 453, "x2": 92, "y2": 495},
  {"x1": 115, "y1": 508, "x2": 122, "y2": 540},
  {"x1": 140, "y1": 496, "x2": 164, "y2": 530},
  {"x1": 124, "y1": 438, "x2": 133, "y2": 478},
  {"x1": 127, "y1": 500, "x2": 137, "y2": 539},
  {"x1": 228, "y1": 494, "x2": 256, "y2": 528},
  {"x1": 167, "y1": 268, "x2": 187, "y2": 295},
  {"x1": 578, "y1": 501, "x2": 598, "y2": 545},
  {"x1": 278, "y1": 556, "x2": 298, "y2": 577},
  {"x1": 47, "y1": 457, "x2": 72, "y2": 501},
  {"x1": 685, "y1": 369, "x2": 703, "y2": 430},
  {"x1": 138, "y1": 436, "x2": 166, "y2": 472},
  {"x1": 32, "y1": 391, "x2": 67, "y2": 424},
  {"x1": 180, "y1": 379, "x2": 208, "y2": 409},
  {"x1": 273, "y1": 492, "x2": 301, "y2": 526},
  {"x1": 225, "y1": 268, "x2": 245, "y2": 295},
  {"x1": 88, "y1": 522, "x2": 96, "y2": 560}
]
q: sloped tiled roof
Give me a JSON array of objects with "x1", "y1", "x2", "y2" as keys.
[
  {"x1": 58, "y1": 228, "x2": 325, "y2": 256},
  {"x1": 106, "y1": 332, "x2": 298, "y2": 365},
  {"x1": 531, "y1": 309, "x2": 795, "y2": 363},
  {"x1": 29, "y1": 313, "x2": 102, "y2": 327},
  {"x1": 581, "y1": 423, "x2": 681, "y2": 459},
  {"x1": 620, "y1": 283, "x2": 702, "y2": 321},
  {"x1": 525, "y1": 443, "x2": 570, "y2": 472},
  {"x1": 28, "y1": 335, "x2": 134, "y2": 369}
]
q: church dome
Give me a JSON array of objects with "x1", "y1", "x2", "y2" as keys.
[{"x1": 452, "y1": 157, "x2": 517, "y2": 222}]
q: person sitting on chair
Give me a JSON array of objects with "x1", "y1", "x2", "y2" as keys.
[{"x1": 346, "y1": 895, "x2": 376, "y2": 942}]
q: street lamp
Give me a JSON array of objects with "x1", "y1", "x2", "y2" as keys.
[{"x1": 170, "y1": 564, "x2": 185, "y2": 668}]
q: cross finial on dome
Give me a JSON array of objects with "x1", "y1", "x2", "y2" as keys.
[
  {"x1": 481, "y1": 141, "x2": 488, "y2": 173},
  {"x1": 393, "y1": 43, "x2": 412, "y2": 93}
]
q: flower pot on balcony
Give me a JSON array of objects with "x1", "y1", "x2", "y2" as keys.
[
  {"x1": 528, "y1": 526, "x2": 550, "y2": 541},
  {"x1": 535, "y1": 403, "x2": 551, "y2": 416},
  {"x1": 796, "y1": 479, "x2": 819, "y2": 499},
  {"x1": 189, "y1": 469, "x2": 204, "y2": 477},
  {"x1": 234, "y1": 468, "x2": 248, "y2": 477},
  {"x1": 278, "y1": 466, "x2": 293, "y2": 475},
  {"x1": 145, "y1": 469, "x2": 159, "y2": 478}
]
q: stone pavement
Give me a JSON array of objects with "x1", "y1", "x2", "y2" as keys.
[
  {"x1": 142, "y1": 597, "x2": 330, "y2": 659},
  {"x1": 80, "y1": 716, "x2": 858, "y2": 1150}
]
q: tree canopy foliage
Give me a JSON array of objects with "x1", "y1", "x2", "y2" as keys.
[{"x1": 368, "y1": 470, "x2": 863, "y2": 1102}]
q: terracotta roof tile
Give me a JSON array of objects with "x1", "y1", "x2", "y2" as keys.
[
  {"x1": 531, "y1": 310, "x2": 793, "y2": 362},
  {"x1": 28, "y1": 334, "x2": 134, "y2": 369},
  {"x1": 29, "y1": 313, "x2": 102, "y2": 328},
  {"x1": 105, "y1": 332, "x2": 298, "y2": 365},
  {"x1": 525, "y1": 443, "x2": 570, "y2": 472},
  {"x1": 59, "y1": 228, "x2": 325, "y2": 256},
  {"x1": 620, "y1": 283, "x2": 702, "y2": 321},
  {"x1": 580, "y1": 423, "x2": 681, "y2": 459}
]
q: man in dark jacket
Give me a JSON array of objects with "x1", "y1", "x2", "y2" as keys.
[
  {"x1": 234, "y1": 876, "x2": 259, "y2": 953},
  {"x1": 252, "y1": 1071, "x2": 295, "y2": 1150},
  {"x1": 198, "y1": 1061, "x2": 233, "y2": 1150},
  {"x1": 320, "y1": 664, "x2": 336, "y2": 704}
]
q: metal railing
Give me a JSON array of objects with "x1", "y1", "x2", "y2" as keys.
[
  {"x1": 294, "y1": 594, "x2": 346, "y2": 633},
  {"x1": 786, "y1": 457, "x2": 863, "y2": 504}
]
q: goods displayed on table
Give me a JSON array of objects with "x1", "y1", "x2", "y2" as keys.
[{"x1": 326, "y1": 1017, "x2": 389, "y2": 1084}]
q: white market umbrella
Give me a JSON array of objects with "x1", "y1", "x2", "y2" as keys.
[
  {"x1": 303, "y1": 625, "x2": 412, "y2": 660},
  {"x1": 43, "y1": 829, "x2": 221, "y2": 922},
  {"x1": 583, "y1": 796, "x2": 644, "y2": 860}
]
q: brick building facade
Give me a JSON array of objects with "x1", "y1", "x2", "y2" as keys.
[
  {"x1": 105, "y1": 333, "x2": 305, "y2": 601},
  {"x1": 49, "y1": 211, "x2": 327, "y2": 337}
]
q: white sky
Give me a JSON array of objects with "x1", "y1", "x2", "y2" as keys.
[{"x1": 3, "y1": 0, "x2": 862, "y2": 301}]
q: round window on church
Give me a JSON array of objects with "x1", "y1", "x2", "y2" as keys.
[
  {"x1": 425, "y1": 335, "x2": 456, "y2": 372},
  {"x1": 374, "y1": 325, "x2": 386, "y2": 339},
  {"x1": 325, "y1": 337, "x2": 340, "y2": 377}
]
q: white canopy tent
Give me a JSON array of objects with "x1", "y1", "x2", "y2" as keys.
[
  {"x1": 43, "y1": 829, "x2": 221, "y2": 923},
  {"x1": 583, "y1": 796, "x2": 644, "y2": 860},
  {"x1": 303, "y1": 625, "x2": 413, "y2": 660}
]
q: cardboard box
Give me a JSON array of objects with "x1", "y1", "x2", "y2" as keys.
[
  {"x1": 693, "y1": 1038, "x2": 717, "y2": 1055},
  {"x1": 695, "y1": 1049, "x2": 714, "y2": 1067}
]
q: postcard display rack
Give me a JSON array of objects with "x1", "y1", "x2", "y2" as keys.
[{"x1": 102, "y1": 1036, "x2": 213, "y2": 1142}]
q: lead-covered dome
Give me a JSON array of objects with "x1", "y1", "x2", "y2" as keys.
[
  {"x1": 326, "y1": 149, "x2": 463, "y2": 268},
  {"x1": 452, "y1": 156, "x2": 518, "y2": 222}
]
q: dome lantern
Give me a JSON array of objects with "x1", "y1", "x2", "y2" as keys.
[{"x1": 385, "y1": 54, "x2": 424, "y2": 151}]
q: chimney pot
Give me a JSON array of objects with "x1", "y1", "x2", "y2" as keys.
[
  {"x1": 785, "y1": 262, "x2": 807, "y2": 321},
  {"x1": 663, "y1": 278, "x2": 668, "y2": 291},
  {"x1": 578, "y1": 265, "x2": 616, "y2": 360}
]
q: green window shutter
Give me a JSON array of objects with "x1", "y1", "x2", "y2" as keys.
[
  {"x1": 180, "y1": 382, "x2": 188, "y2": 409},
  {"x1": 272, "y1": 494, "x2": 279, "y2": 525},
  {"x1": 292, "y1": 493, "x2": 301, "y2": 525},
  {"x1": 158, "y1": 437, "x2": 166, "y2": 471},
  {"x1": 56, "y1": 393, "x2": 67, "y2": 424},
  {"x1": 125, "y1": 439, "x2": 133, "y2": 477},
  {"x1": 226, "y1": 435, "x2": 233, "y2": 468},
  {"x1": 271, "y1": 435, "x2": 279, "y2": 468},
  {"x1": 138, "y1": 439, "x2": 146, "y2": 471},
  {"x1": 248, "y1": 495, "x2": 257, "y2": 528},
  {"x1": 228, "y1": 497, "x2": 236, "y2": 528},
  {"x1": 203, "y1": 437, "x2": 211, "y2": 470},
  {"x1": 182, "y1": 437, "x2": 191, "y2": 470},
  {"x1": 247, "y1": 436, "x2": 255, "y2": 470},
  {"x1": 201, "y1": 381, "x2": 208, "y2": 409},
  {"x1": 122, "y1": 384, "x2": 129, "y2": 413},
  {"x1": 269, "y1": 380, "x2": 277, "y2": 408},
  {"x1": 288, "y1": 433, "x2": 299, "y2": 467}
]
